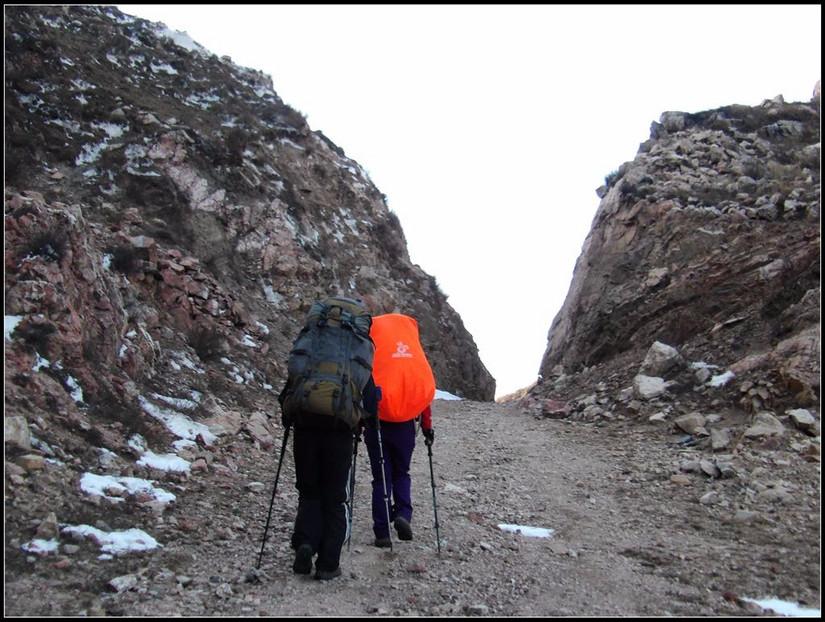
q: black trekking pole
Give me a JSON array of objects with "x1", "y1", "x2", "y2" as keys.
[
  {"x1": 256, "y1": 424, "x2": 291, "y2": 569},
  {"x1": 347, "y1": 430, "x2": 359, "y2": 551},
  {"x1": 425, "y1": 437, "x2": 442, "y2": 554},
  {"x1": 375, "y1": 418, "x2": 393, "y2": 551}
]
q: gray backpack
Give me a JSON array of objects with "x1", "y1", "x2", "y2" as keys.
[{"x1": 281, "y1": 297, "x2": 375, "y2": 430}]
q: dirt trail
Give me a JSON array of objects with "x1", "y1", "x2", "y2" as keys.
[{"x1": 5, "y1": 399, "x2": 820, "y2": 616}]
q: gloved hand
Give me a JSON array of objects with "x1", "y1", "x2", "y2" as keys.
[
  {"x1": 422, "y1": 427, "x2": 435, "y2": 446},
  {"x1": 363, "y1": 412, "x2": 378, "y2": 430}
]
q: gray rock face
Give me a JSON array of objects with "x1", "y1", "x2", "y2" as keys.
[{"x1": 538, "y1": 97, "x2": 820, "y2": 399}]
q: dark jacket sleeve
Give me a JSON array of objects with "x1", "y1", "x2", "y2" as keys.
[{"x1": 361, "y1": 376, "x2": 380, "y2": 426}]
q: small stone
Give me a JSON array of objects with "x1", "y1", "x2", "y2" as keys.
[
  {"x1": 699, "y1": 491, "x2": 718, "y2": 505},
  {"x1": 548, "y1": 541, "x2": 568, "y2": 555},
  {"x1": 710, "y1": 428, "x2": 731, "y2": 451},
  {"x1": 674, "y1": 412, "x2": 707, "y2": 435},
  {"x1": 732, "y1": 510, "x2": 759, "y2": 523},
  {"x1": 699, "y1": 460, "x2": 720, "y2": 478},
  {"x1": 670, "y1": 474, "x2": 692, "y2": 485},
  {"x1": 680, "y1": 460, "x2": 701, "y2": 473},
  {"x1": 190, "y1": 458, "x2": 208, "y2": 473},
  {"x1": 717, "y1": 462, "x2": 737, "y2": 479},
  {"x1": 744, "y1": 412, "x2": 785, "y2": 438},
  {"x1": 212, "y1": 582, "x2": 233, "y2": 599},
  {"x1": 787, "y1": 409, "x2": 817, "y2": 432},
  {"x1": 17, "y1": 454, "x2": 45, "y2": 471},
  {"x1": 5, "y1": 416, "x2": 32, "y2": 450},
  {"x1": 756, "y1": 487, "x2": 791, "y2": 504},
  {"x1": 108, "y1": 574, "x2": 139, "y2": 593},
  {"x1": 695, "y1": 368, "x2": 712, "y2": 384},
  {"x1": 35, "y1": 512, "x2": 60, "y2": 540},
  {"x1": 5, "y1": 461, "x2": 26, "y2": 477}
]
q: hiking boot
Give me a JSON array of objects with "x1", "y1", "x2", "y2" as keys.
[
  {"x1": 292, "y1": 544, "x2": 313, "y2": 575},
  {"x1": 374, "y1": 536, "x2": 392, "y2": 548},
  {"x1": 394, "y1": 517, "x2": 413, "y2": 541},
  {"x1": 314, "y1": 566, "x2": 342, "y2": 581}
]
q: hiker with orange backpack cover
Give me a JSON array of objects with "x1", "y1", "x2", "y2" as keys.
[{"x1": 363, "y1": 313, "x2": 435, "y2": 547}]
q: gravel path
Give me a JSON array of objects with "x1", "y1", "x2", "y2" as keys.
[{"x1": 5, "y1": 399, "x2": 820, "y2": 616}]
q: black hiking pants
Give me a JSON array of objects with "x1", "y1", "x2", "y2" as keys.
[{"x1": 292, "y1": 417, "x2": 353, "y2": 573}]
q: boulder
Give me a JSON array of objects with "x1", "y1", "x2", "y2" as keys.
[
  {"x1": 674, "y1": 412, "x2": 707, "y2": 436},
  {"x1": 640, "y1": 341, "x2": 685, "y2": 377},
  {"x1": 744, "y1": 412, "x2": 785, "y2": 438},
  {"x1": 787, "y1": 408, "x2": 817, "y2": 434},
  {"x1": 4, "y1": 416, "x2": 31, "y2": 450},
  {"x1": 245, "y1": 412, "x2": 275, "y2": 449},
  {"x1": 633, "y1": 375, "x2": 667, "y2": 400}
]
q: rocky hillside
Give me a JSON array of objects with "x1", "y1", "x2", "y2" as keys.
[
  {"x1": 5, "y1": 6, "x2": 494, "y2": 587},
  {"x1": 529, "y1": 89, "x2": 820, "y2": 422},
  {"x1": 4, "y1": 7, "x2": 820, "y2": 617},
  {"x1": 5, "y1": 3, "x2": 494, "y2": 442}
]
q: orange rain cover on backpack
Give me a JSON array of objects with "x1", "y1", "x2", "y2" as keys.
[{"x1": 370, "y1": 314, "x2": 436, "y2": 423}]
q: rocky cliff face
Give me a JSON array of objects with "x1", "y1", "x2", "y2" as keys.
[
  {"x1": 527, "y1": 91, "x2": 820, "y2": 431},
  {"x1": 4, "y1": 1, "x2": 495, "y2": 456}
]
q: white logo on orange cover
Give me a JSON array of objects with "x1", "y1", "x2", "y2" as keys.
[{"x1": 392, "y1": 341, "x2": 413, "y2": 358}]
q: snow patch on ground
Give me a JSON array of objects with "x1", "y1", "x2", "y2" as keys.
[
  {"x1": 138, "y1": 395, "x2": 216, "y2": 444},
  {"x1": 435, "y1": 389, "x2": 463, "y2": 401},
  {"x1": 742, "y1": 597, "x2": 820, "y2": 617},
  {"x1": 5, "y1": 315, "x2": 23, "y2": 341},
  {"x1": 21, "y1": 539, "x2": 59, "y2": 556},
  {"x1": 497, "y1": 524, "x2": 555, "y2": 538},
  {"x1": 79, "y1": 472, "x2": 175, "y2": 505},
  {"x1": 61, "y1": 524, "x2": 161, "y2": 556},
  {"x1": 709, "y1": 370, "x2": 735, "y2": 387},
  {"x1": 136, "y1": 450, "x2": 191, "y2": 473}
]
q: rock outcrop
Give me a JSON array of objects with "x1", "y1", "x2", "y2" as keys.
[
  {"x1": 4, "y1": 4, "x2": 495, "y2": 418},
  {"x1": 536, "y1": 94, "x2": 820, "y2": 404}
]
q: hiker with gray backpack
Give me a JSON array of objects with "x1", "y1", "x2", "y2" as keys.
[{"x1": 276, "y1": 296, "x2": 381, "y2": 581}]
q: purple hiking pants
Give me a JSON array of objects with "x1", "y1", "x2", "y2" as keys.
[{"x1": 364, "y1": 419, "x2": 416, "y2": 539}]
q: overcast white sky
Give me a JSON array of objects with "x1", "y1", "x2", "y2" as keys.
[{"x1": 119, "y1": 5, "x2": 821, "y2": 397}]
